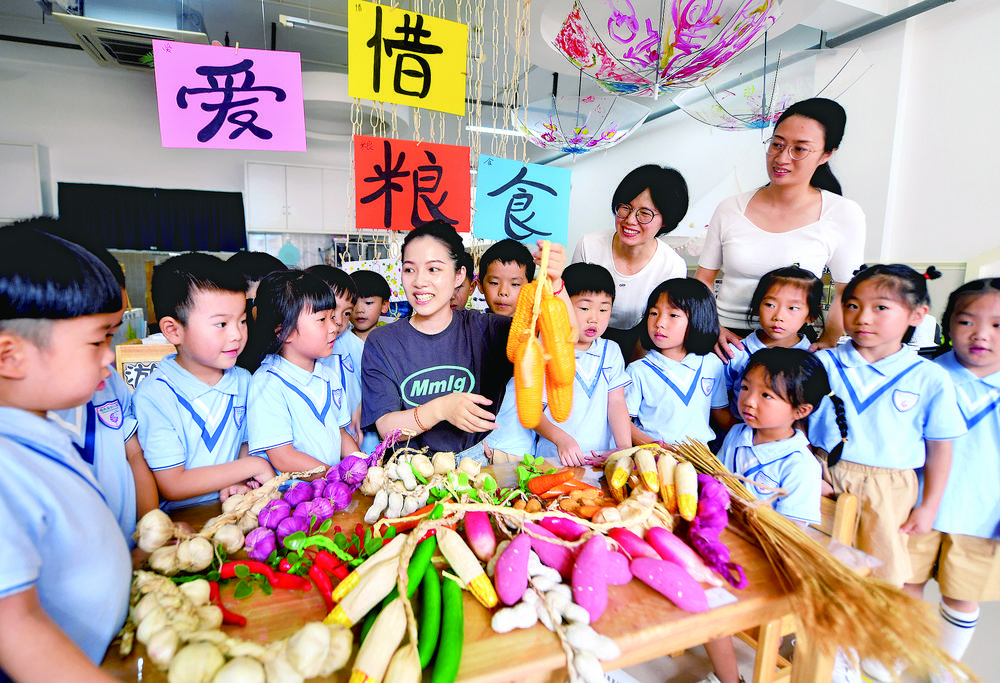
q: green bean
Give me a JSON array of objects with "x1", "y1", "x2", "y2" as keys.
[
  {"x1": 417, "y1": 562, "x2": 441, "y2": 668},
  {"x1": 431, "y1": 574, "x2": 463, "y2": 683}
]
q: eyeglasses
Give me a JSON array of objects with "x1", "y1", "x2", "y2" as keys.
[
  {"x1": 764, "y1": 137, "x2": 819, "y2": 161},
  {"x1": 614, "y1": 204, "x2": 659, "y2": 224}
]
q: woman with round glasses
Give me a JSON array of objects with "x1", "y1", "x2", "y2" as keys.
[
  {"x1": 571, "y1": 164, "x2": 690, "y2": 361},
  {"x1": 695, "y1": 98, "x2": 866, "y2": 356}
]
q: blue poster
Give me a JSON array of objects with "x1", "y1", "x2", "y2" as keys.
[{"x1": 474, "y1": 155, "x2": 571, "y2": 245}]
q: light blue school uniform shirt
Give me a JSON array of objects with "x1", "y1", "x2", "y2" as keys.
[
  {"x1": 536, "y1": 338, "x2": 631, "y2": 461},
  {"x1": 932, "y1": 351, "x2": 1000, "y2": 539},
  {"x1": 133, "y1": 355, "x2": 251, "y2": 510},
  {"x1": 724, "y1": 332, "x2": 812, "y2": 416},
  {"x1": 48, "y1": 367, "x2": 138, "y2": 545},
  {"x1": 0, "y1": 408, "x2": 130, "y2": 665},
  {"x1": 485, "y1": 377, "x2": 538, "y2": 458},
  {"x1": 809, "y1": 341, "x2": 965, "y2": 469},
  {"x1": 718, "y1": 423, "x2": 821, "y2": 524},
  {"x1": 321, "y1": 329, "x2": 381, "y2": 453},
  {"x1": 625, "y1": 351, "x2": 728, "y2": 443},
  {"x1": 249, "y1": 354, "x2": 352, "y2": 469}
]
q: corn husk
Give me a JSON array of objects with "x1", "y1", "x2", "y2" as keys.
[{"x1": 670, "y1": 439, "x2": 977, "y2": 683}]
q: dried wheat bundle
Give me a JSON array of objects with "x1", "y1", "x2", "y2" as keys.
[{"x1": 671, "y1": 439, "x2": 976, "y2": 682}]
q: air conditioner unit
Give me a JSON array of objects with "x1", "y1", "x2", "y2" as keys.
[{"x1": 52, "y1": 12, "x2": 209, "y2": 71}]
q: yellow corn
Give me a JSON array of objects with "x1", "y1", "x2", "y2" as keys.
[
  {"x1": 331, "y1": 533, "x2": 407, "y2": 603},
  {"x1": 437, "y1": 527, "x2": 498, "y2": 608},
  {"x1": 545, "y1": 367, "x2": 573, "y2": 423},
  {"x1": 657, "y1": 452, "x2": 678, "y2": 513},
  {"x1": 506, "y1": 279, "x2": 539, "y2": 361},
  {"x1": 604, "y1": 456, "x2": 626, "y2": 502},
  {"x1": 514, "y1": 336, "x2": 544, "y2": 429},
  {"x1": 538, "y1": 295, "x2": 576, "y2": 385},
  {"x1": 351, "y1": 597, "x2": 406, "y2": 683},
  {"x1": 675, "y1": 461, "x2": 698, "y2": 522},
  {"x1": 324, "y1": 557, "x2": 399, "y2": 627},
  {"x1": 634, "y1": 448, "x2": 659, "y2": 492},
  {"x1": 611, "y1": 455, "x2": 634, "y2": 490},
  {"x1": 383, "y1": 643, "x2": 421, "y2": 683}
]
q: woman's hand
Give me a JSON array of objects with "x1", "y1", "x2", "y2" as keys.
[
  {"x1": 713, "y1": 326, "x2": 744, "y2": 363},
  {"x1": 434, "y1": 392, "x2": 497, "y2": 433}
]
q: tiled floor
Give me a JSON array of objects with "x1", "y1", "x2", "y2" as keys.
[{"x1": 611, "y1": 580, "x2": 995, "y2": 682}]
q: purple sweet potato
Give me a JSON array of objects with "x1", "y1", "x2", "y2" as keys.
[
  {"x1": 523, "y1": 521, "x2": 573, "y2": 579},
  {"x1": 540, "y1": 515, "x2": 588, "y2": 541},
  {"x1": 572, "y1": 535, "x2": 611, "y2": 622},
  {"x1": 493, "y1": 533, "x2": 531, "y2": 606},
  {"x1": 608, "y1": 527, "x2": 660, "y2": 560},
  {"x1": 630, "y1": 557, "x2": 709, "y2": 613}
]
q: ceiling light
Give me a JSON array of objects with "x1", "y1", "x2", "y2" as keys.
[
  {"x1": 279, "y1": 14, "x2": 348, "y2": 35},
  {"x1": 465, "y1": 125, "x2": 525, "y2": 137}
]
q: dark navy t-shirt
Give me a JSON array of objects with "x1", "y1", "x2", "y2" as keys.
[{"x1": 361, "y1": 310, "x2": 512, "y2": 453}]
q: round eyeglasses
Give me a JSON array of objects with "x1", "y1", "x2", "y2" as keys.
[
  {"x1": 614, "y1": 203, "x2": 659, "y2": 224},
  {"x1": 764, "y1": 137, "x2": 819, "y2": 161}
]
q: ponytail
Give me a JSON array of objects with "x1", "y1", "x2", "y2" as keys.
[
  {"x1": 810, "y1": 163, "x2": 842, "y2": 196},
  {"x1": 825, "y1": 393, "x2": 849, "y2": 467},
  {"x1": 776, "y1": 98, "x2": 847, "y2": 196}
]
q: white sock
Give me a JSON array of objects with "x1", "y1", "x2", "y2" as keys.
[{"x1": 938, "y1": 602, "x2": 979, "y2": 661}]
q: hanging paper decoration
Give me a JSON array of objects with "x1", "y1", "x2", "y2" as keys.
[
  {"x1": 474, "y1": 156, "x2": 572, "y2": 243},
  {"x1": 674, "y1": 48, "x2": 871, "y2": 130},
  {"x1": 513, "y1": 91, "x2": 652, "y2": 155},
  {"x1": 348, "y1": 0, "x2": 468, "y2": 116},
  {"x1": 551, "y1": 0, "x2": 781, "y2": 97}
]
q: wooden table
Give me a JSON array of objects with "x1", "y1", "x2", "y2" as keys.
[{"x1": 103, "y1": 491, "x2": 832, "y2": 683}]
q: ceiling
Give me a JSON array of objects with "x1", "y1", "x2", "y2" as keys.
[{"x1": 0, "y1": 0, "x2": 903, "y2": 162}]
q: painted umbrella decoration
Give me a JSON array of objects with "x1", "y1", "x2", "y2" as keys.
[
  {"x1": 551, "y1": 0, "x2": 782, "y2": 97},
  {"x1": 673, "y1": 47, "x2": 871, "y2": 130},
  {"x1": 513, "y1": 90, "x2": 652, "y2": 155}
]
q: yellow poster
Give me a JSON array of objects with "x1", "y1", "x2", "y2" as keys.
[{"x1": 348, "y1": 1, "x2": 467, "y2": 116}]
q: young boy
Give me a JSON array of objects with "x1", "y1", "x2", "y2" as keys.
[
  {"x1": 478, "y1": 239, "x2": 536, "y2": 316},
  {"x1": 452, "y1": 250, "x2": 476, "y2": 311},
  {"x1": 133, "y1": 253, "x2": 273, "y2": 510},
  {"x1": 534, "y1": 263, "x2": 632, "y2": 465},
  {"x1": 228, "y1": 250, "x2": 286, "y2": 372},
  {"x1": 349, "y1": 269, "x2": 391, "y2": 342},
  {"x1": 0, "y1": 226, "x2": 131, "y2": 681}
]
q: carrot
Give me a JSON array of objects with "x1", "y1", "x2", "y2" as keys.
[
  {"x1": 538, "y1": 479, "x2": 602, "y2": 499},
  {"x1": 527, "y1": 468, "x2": 575, "y2": 495},
  {"x1": 576, "y1": 505, "x2": 603, "y2": 519}
]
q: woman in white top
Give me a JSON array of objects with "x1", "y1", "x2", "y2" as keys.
[
  {"x1": 696, "y1": 98, "x2": 866, "y2": 357},
  {"x1": 572, "y1": 164, "x2": 689, "y2": 362}
]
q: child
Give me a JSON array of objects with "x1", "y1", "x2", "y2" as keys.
[
  {"x1": 626, "y1": 278, "x2": 733, "y2": 445},
  {"x1": 248, "y1": 270, "x2": 359, "y2": 473},
  {"x1": 905, "y1": 278, "x2": 1000, "y2": 675},
  {"x1": 477, "y1": 238, "x2": 536, "y2": 316},
  {"x1": 808, "y1": 264, "x2": 965, "y2": 589},
  {"x1": 350, "y1": 269, "x2": 391, "y2": 342},
  {"x1": 362, "y1": 220, "x2": 567, "y2": 463},
  {"x1": 724, "y1": 266, "x2": 823, "y2": 416},
  {"x1": 228, "y1": 250, "x2": 287, "y2": 372},
  {"x1": 0, "y1": 227, "x2": 131, "y2": 679},
  {"x1": 133, "y1": 253, "x2": 274, "y2": 510},
  {"x1": 451, "y1": 250, "x2": 476, "y2": 311},
  {"x1": 534, "y1": 263, "x2": 632, "y2": 465}
]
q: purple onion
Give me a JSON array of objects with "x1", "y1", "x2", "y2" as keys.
[
  {"x1": 245, "y1": 527, "x2": 276, "y2": 561},
  {"x1": 311, "y1": 478, "x2": 327, "y2": 499},
  {"x1": 323, "y1": 481, "x2": 352, "y2": 511},
  {"x1": 292, "y1": 500, "x2": 317, "y2": 520},
  {"x1": 276, "y1": 516, "x2": 309, "y2": 546},
  {"x1": 258, "y1": 499, "x2": 291, "y2": 530},
  {"x1": 284, "y1": 482, "x2": 314, "y2": 507},
  {"x1": 309, "y1": 497, "x2": 334, "y2": 522},
  {"x1": 338, "y1": 455, "x2": 368, "y2": 487}
]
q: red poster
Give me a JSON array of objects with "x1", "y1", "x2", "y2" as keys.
[{"x1": 354, "y1": 135, "x2": 470, "y2": 231}]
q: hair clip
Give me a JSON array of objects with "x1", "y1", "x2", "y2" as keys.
[{"x1": 924, "y1": 266, "x2": 941, "y2": 280}]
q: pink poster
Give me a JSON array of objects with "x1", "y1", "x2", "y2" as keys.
[{"x1": 152, "y1": 40, "x2": 306, "y2": 151}]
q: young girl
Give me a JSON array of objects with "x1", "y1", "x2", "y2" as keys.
[
  {"x1": 905, "y1": 278, "x2": 1000, "y2": 674},
  {"x1": 247, "y1": 270, "x2": 359, "y2": 474},
  {"x1": 361, "y1": 220, "x2": 567, "y2": 464},
  {"x1": 626, "y1": 278, "x2": 734, "y2": 445},
  {"x1": 808, "y1": 264, "x2": 965, "y2": 589},
  {"x1": 724, "y1": 266, "x2": 824, "y2": 416}
]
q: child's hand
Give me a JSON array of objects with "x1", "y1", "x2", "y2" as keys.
[
  {"x1": 900, "y1": 504, "x2": 936, "y2": 535},
  {"x1": 533, "y1": 240, "x2": 567, "y2": 284},
  {"x1": 220, "y1": 484, "x2": 250, "y2": 501},
  {"x1": 554, "y1": 433, "x2": 585, "y2": 467},
  {"x1": 250, "y1": 456, "x2": 276, "y2": 485},
  {"x1": 350, "y1": 405, "x2": 363, "y2": 439},
  {"x1": 436, "y1": 393, "x2": 496, "y2": 433}
]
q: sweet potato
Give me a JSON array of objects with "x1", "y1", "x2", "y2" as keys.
[
  {"x1": 630, "y1": 557, "x2": 709, "y2": 613},
  {"x1": 493, "y1": 533, "x2": 531, "y2": 606}
]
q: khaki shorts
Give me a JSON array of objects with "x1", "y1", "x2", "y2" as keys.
[
  {"x1": 821, "y1": 458, "x2": 918, "y2": 586},
  {"x1": 907, "y1": 531, "x2": 1000, "y2": 602},
  {"x1": 486, "y1": 447, "x2": 523, "y2": 464}
]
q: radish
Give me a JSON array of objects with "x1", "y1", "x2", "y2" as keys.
[
  {"x1": 523, "y1": 522, "x2": 573, "y2": 578},
  {"x1": 571, "y1": 535, "x2": 610, "y2": 622},
  {"x1": 630, "y1": 557, "x2": 710, "y2": 613},
  {"x1": 608, "y1": 527, "x2": 659, "y2": 560},
  {"x1": 463, "y1": 511, "x2": 496, "y2": 563},
  {"x1": 493, "y1": 534, "x2": 531, "y2": 606},
  {"x1": 539, "y1": 515, "x2": 587, "y2": 541},
  {"x1": 604, "y1": 548, "x2": 632, "y2": 586},
  {"x1": 644, "y1": 526, "x2": 723, "y2": 587}
]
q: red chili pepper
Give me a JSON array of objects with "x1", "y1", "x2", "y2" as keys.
[
  {"x1": 208, "y1": 580, "x2": 247, "y2": 627},
  {"x1": 309, "y1": 565, "x2": 335, "y2": 611},
  {"x1": 271, "y1": 570, "x2": 312, "y2": 591},
  {"x1": 278, "y1": 557, "x2": 294, "y2": 573},
  {"x1": 312, "y1": 550, "x2": 344, "y2": 574},
  {"x1": 220, "y1": 560, "x2": 275, "y2": 582}
]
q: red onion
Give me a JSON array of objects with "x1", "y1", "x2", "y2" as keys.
[
  {"x1": 323, "y1": 481, "x2": 352, "y2": 511},
  {"x1": 276, "y1": 516, "x2": 309, "y2": 546},
  {"x1": 292, "y1": 500, "x2": 317, "y2": 520},
  {"x1": 245, "y1": 527, "x2": 276, "y2": 561},
  {"x1": 257, "y1": 499, "x2": 291, "y2": 530},
  {"x1": 309, "y1": 497, "x2": 334, "y2": 522},
  {"x1": 337, "y1": 455, "x2": 368, "y2": 488},
  {"x1": 283, "y1": 482, "x2": 314, "y2": 507},
  {"x1": 311, "y1": 478, "x2": 327, "y2": 499}
]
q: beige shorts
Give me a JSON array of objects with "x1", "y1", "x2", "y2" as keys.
[
  {"x1": 821, "y1": 458, "x2": 918, "y2": 586},
  {"x1": 907, "y1": 531, "x2": 1000, "y2": 602},
  {"x1": 487, "y1": 447, "x2": 523, "y2": 464}
]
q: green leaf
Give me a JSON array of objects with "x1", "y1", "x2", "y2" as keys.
[
  {"x1": 318, "y1": 519, "x2": 332, "y2": 534},
  {"x1": 329, "y1": 545, "x2": 353, "y2": 562},
  {"x1": 234, "y1": 564, "x2": 251, "y2": 579},
  {"x1": 364, "y1": 536, "x2": 382, "y2": 555},
  {"x1": 333, "y1": 532, "x2": 349, "y2": 549},
  {"x1": 457, "y1": 472, "x2": 469, "y2": 487},
  {"x1": 233, "y1": 581, "x2": 253, "y2": 600},
  {"x1": 383, "y1": 526, "x2": 398, "y2": 541},
  {"x1": 480, "y1": 475, "x2": 497, "y2": 491},
  {"x1": 283, "y1": 531, "x2": 307, "y2": 553},
  {"x1": 533, "y1": 456, "x2": 545, "y2": 469},
  {"x1": 429, "y1": 503, "x2": 444, "y2": 520},
  {"x1": 259, "y1": 581, "x2": 273, "y2": 596},
  {"x1": 206, "y1": 570, "x2": 220, "y2": 582},
  {"x1": 410, "y1": 462, "x2": 427, "y2": 485}
]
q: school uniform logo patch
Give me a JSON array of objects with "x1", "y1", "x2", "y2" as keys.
[
  {"x1": 892, "y1": 390, "x2": 919, "y2": 412},
  {"x1": 700, "y1": 378, "x2": 716, "y2": 396},
  {"x1": 751, "y1": 472, "x2": 780, "y2": 497},
  {"x1": 234, "y1": 405, "x2": 246, "y2": 428},
  {"x1": 332, "y1": 388, "x2": 343, "y2": 410},
  {"x1": 342, "y1": 356, "x2": 355, "y2": 373},
  {"x1": 95, "y1": 400, "x2": 123, "y2": 430}
]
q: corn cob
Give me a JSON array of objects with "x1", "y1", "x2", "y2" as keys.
[
  {"x1": 325, "y1": 557, "x2": 400, "y2": 627},
  {"x1": 610, "y1": 454, "x2": 634, "y2": 491},
  {"x1": 349, "y1": 597, "x2": 407, "y2": 683},
  {"x1": 634, "y1": 448, "x2": 659, "y2": 492},
  {"x1": 331, "y1": 533, "x2": 408, "y2": 603},
  {"x1": 657, "y1": 452, "x2": 678, "y2": 513},
  {"x1": 545, "y1": 367, "x2": 573, "y2": 423},
  {"x1": 506, "y1": 279, "x2": 538, "y2": 361},
  {"x1": 514, "y1": 336, "x2": 544, "y2": 429},
  {"x1": 383, "y1": 643, "x2": 422, "y2": 683},
  {"x1": 538, "y1": 295, "x2": 575, "y2": 385},
  {"x1": 675, "y1": 461, "x2": 698, "y2": 522},
  {"x1": 437, "y1": 527, "x2": 498, "y2": 608}
]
